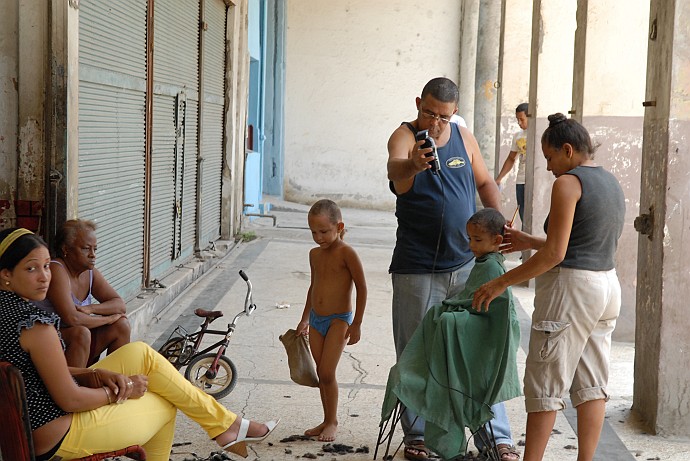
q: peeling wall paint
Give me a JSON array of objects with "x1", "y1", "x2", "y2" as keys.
[
  {"x1": 0, "y1": 194, "x2": 15, "y2": 228},
  {"x1": 0, "y1": 0, "x2": 19, "y2": 227},
  {"x1": 18, "y1": 117, "x2": 44, "y2": 199},
  {"x1": 0, "y1": 60, "x2": 19, "y2": 162},
  {"x1": 583, "y1": 116, "x2": 644, "y2": 342},
  {"x1": 654, "y1": 116, "x2": 690, "y2": 436}
]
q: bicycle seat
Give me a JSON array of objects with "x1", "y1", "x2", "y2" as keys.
[{"x1": 194, "y1": 308, "x2": 224, "y2": 319}]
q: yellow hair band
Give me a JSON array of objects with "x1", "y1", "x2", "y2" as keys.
[{"x1": 0, "y1": 229, "x2": 34, "y2": 261}]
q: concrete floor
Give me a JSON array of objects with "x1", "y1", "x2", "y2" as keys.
[{"x1": 138, "y1": 200, "x2": 690, "y2": 461}]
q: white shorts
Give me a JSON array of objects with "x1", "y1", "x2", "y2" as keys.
[{"x1": 524, "y1": 267, "x2": 621, "y2": 413}]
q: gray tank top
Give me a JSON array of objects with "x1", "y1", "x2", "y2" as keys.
[{"x1": 544, "y1": 166, "x2": 624, "y2": 271}]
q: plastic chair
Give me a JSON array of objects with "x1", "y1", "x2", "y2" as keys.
[{"x1": 0, "y1": 361, "x2": 146, "y2": 461}]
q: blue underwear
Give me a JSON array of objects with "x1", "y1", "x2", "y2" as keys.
[{"x1": 309, "y1": 309, "x2": 354, "y2": 337}]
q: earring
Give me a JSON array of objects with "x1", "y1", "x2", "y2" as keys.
[{"x1": 4, "y1": 281, "x2": 9, "y2": 286}]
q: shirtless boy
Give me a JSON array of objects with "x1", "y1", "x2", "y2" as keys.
[{"x1": 295, "y1": 199, "x2": 367, "y2": 442}]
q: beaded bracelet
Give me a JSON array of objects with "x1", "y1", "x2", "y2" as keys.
[{"x1": 103, "y1": 386, "x2": 113, "y2": 404}]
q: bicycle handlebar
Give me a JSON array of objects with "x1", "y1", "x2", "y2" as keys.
[{"x1": 238, "y1": 270, "x2": 256, "y2": 320}]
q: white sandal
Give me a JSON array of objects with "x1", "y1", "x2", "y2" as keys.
[{"x1": 222, "y1": 418, "x2": 280, "y2": 458}]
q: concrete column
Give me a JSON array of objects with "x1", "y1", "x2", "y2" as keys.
[
  {"x1": 458, "y1": 0, "x2": 479, "y2": 130},
  {"x1": 65, "y1": 2, "x2": 79, "y2": 218},
  {"x1": 45, "y1": 0, "x2": 79, "y2": 240},
  {"x1": 222, "y1": 0, "x2": 250, "y2": 238},
  {"x1": 0, "y1": 0, "x2": 19, "y2": 228},
  {"x1": 233, "y1": 1, "x2": 250, "y2": 231},
  {"x1": 17, "y1": 0, "x2": 47, "y2": 232},
  {"x1": 495, "y1": 0, "x2": 532, "y2": 221},
  {"x1": 473, "y1": 0, "x2": 501, "y2": 172},
  {"x1": 523, "y1": 0, "x2": 576, "y2": 243},
  {"x1": 634, "y1": 0, "x2": 690, "y2": 437},
  {"x1": 572, "y1": 0, "x2": 648, "y2": 342},
  {"x1": 222, "y1": 3, "x2": 239, "y2": 239}
]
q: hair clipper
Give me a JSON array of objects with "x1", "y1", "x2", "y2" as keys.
[{"x1": 415, "y1": 129, "x2": 440, "y2": 175}]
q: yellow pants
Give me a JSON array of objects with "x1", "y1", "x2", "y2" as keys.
[{"x1": 51, "y1": 341, "x2": 237, "y2": 461}]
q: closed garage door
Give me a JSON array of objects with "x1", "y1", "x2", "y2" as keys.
[{"x1": 78, "y1": 0, "x2": 147, "y2": 299}]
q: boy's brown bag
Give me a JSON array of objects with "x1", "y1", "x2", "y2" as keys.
[{"x1": 279, "y1": 329, "x2": 319, "y2": 387}]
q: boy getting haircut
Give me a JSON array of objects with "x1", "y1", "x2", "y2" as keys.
[{"x1": 467, "y1": 208, "x2": 506, "y2": 238}]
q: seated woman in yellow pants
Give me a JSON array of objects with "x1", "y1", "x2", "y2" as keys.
[{"x1": 0, "y1": 228, "x2": 279, "y2": 461}]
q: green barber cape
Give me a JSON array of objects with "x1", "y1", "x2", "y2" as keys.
[{"x1": 381, "y1": 252, "x2": 521, "y2": 460}]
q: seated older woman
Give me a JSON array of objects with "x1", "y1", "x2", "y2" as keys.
[{"x1": 34, "y1": 219, "x2": 130, "y2": 367}]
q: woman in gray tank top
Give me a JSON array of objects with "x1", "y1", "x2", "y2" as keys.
[{"x1": 472, "y1": 113, "x2": 625, "y2": 461}]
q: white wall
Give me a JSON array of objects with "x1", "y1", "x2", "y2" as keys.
[
  {"x1": 525, "y1": 0, "x2": 577, "y2": 239},
  {"x1": 284, "y1": 0, "x2": 462, "y2": 210},
  {"x1": 577, "y1": 0, "x2": 649, "y2": 341},
  {"x1": 581, "y1": 1, "x2": 647, "y2": 117},
  {"x1": 496, "y1": 0, "x2": 532, "y2": 226}
]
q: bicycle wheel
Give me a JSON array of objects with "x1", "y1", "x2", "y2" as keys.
[
  {"x1": 159, "y1": 337, "x2": 192, "y2": 369},
  {"x1": 184, "y1": 353, "x2": 238, "y2": 399}
]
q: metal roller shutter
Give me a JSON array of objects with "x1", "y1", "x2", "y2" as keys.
[
  {"x1": 199, "y1": 0, "x2": 227, "y2": 245},
  {"x1": 149, "y1": 0, "x2": 200, "y2": 279},
  {"x1": 149, "y1": 94, "x2": 177, "y2": 269},
  {"x1": 183, "y1": 100, "x2": 200, "y2": 252},
  {"x1": 78, "y1": 0, "x2": 147, "y2": 300}
]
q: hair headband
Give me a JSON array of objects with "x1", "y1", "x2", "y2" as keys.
[{"x1": 0, "y1": 229, "x2": 34, "y2": 260}]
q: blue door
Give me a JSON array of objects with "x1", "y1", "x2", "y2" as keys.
[
  {"x1": 261, "y1": 1, "x2": 286, "y2": 197},
  {"x1": 244, "y1": 0, "x2": 266, "y2": 214},
  {"x1": 245, "y1": 0, "x2": 285, "y2": 213}
]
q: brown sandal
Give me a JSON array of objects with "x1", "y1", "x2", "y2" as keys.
[
  {"x1": 496, "y1": 444, "x2": 520, "y2": 460},
  {"x1": 404, "y1": 440, "x2": 439, "y2": 460}
]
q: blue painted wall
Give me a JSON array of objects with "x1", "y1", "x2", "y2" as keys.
[
  {"x1": 261, "y1": 0, "x2": 285, "y2": 197},
  {"x1": 244, "y1": 0, "x2": 266, "y2": 214}
]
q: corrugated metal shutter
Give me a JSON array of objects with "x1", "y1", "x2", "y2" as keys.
[
  {"x1": 199, "y1": 0, "x2": 227, "y2": 244},
  {"x1": 149, "y1": 0, "x2": 200, "y2": 279},
  {"x1": 78, "y1": 0, "x2": 147, "y2": 300},
  {"x1": 149, "y1": 94, "x2": 176, "y2": 269},
  {"x1": 184, "y1": 100, "x2": 199, "y2": 250}
]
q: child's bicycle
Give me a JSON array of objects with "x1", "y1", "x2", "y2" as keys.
[{"x1": 158, "y1": 270, "x2": 256, "y2": 399}]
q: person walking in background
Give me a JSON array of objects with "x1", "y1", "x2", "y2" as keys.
[
  {"x1": 386, "y1": 76, "x2": 518, "y2": 461},
  {"x1": 473, "y1": 113, "x2": 625, "y2": 461},
  {"x1": 295, "y1": 199, "x2": 367, "y2": 442},
  {"x1": 33, "y1": 219, "x2": 130, "y2": 367},
  {"x1": 495, "y1": 103, "x2": 529, "y2": 227}
]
